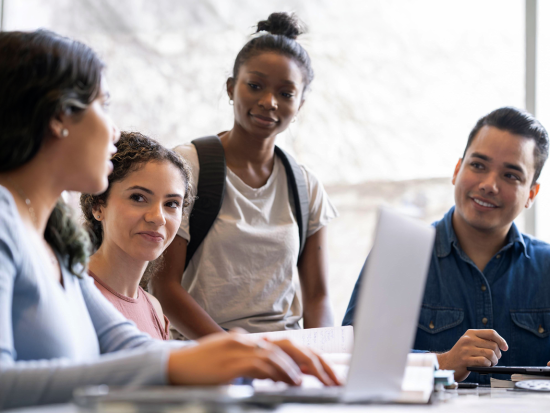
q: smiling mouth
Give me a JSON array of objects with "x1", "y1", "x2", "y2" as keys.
[
  {"x1": 138, "y1": 232, "x2": 164, "y2": 242},
  {"x1": 250, "y1": 113, "x2": 278, "y2": 124},
  {"x1": 472, "y1": 198, "x2": 497, "y2": 208}
]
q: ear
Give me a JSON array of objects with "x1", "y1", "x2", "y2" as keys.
[
  {"x1": 48, "y1": 118, "x2": 64, "y2": 139},
  {"x1": 451, "y1": 158, "x2": 463, "y2": 185},
  {"x1": 525, "y1": 183, "x2": 541, "y2": 209},
  {"x1": 92, "y1": 204, "x2": 105, "y2": 221},
  {"x1": 226, "y1": 77, "x2": 235, "y2": 100}
]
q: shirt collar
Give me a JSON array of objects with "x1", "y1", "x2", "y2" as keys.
[{"x1": 435, "y1": 206, "x2": 529, "y2": 259}]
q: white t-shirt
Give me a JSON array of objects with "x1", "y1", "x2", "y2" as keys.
[{"x1": 172, "y1": 142, "x2": 338, "y2": 337}]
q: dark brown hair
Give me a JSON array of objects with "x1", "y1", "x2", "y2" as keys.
[
  {"x1": 0, "y1": 30, "x2": 104, "y2": 275},
  {"x1": 80, "y1": 131, "x2": 192, "y2": 252},
  {"x1": 464, "y1": 107, "x2": 549, "y2": 185},
  {"x1": 232, "y1": 12, "x2": 314, "y2": 95}
]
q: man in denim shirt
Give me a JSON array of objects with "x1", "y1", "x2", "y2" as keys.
[{"x1": 343, "y1": 107, "x2": 550, "y2": 384}]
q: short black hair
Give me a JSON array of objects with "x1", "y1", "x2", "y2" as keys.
[{"x1": 463, "y1": 107, "x2": 549, "y2": 185}]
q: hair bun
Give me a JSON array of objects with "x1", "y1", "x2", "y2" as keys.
[{"x1": 256, "y1": 12, "x2": 306, "y2": 40}]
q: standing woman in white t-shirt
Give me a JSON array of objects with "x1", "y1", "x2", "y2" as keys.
[{"x1": 152, "y1": 12, "x2": 338, "y2": 339}]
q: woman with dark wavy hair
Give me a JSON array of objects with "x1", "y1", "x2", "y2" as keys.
[
  {"x1": 0, "y1": 29, "x2": 338, "y2": 409},
  {"x1": 80, "y1": 132, "x2": 193, "y2": 340}
]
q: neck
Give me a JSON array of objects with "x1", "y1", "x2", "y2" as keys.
[
  {"x1": 88, "y1": 242, "x2": 148, "y2": 299},
  {"x1": 0, "y1": 155, "x2": 65, "y2": 234},
  {"x1": 451, "y1": 210, "x2": 510, "y2": 272},
  {"x1": 221, "y1": 124, "x2": 277, "y2": 168}
]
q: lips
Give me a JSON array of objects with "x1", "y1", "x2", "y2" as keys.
[
  {"x1": 249, "y1": 112, "x2": 278, "y2": 126},
  {"x1": 138, "y1": 231, "x2": 164, "y2": 242},
  {"x1": 471, "y1": 197, "x2": 498, "y2": 209}
]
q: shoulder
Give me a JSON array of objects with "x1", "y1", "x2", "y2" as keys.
[
  {"x1": 144, "y1": 290, "x2": 165, "y2": 320},
  {"x1": 521, "y1": 233, "x2": 550, "y2": 258},
  {"x1": 0, "y1": 186, "x2": 22, "y2": 251}
]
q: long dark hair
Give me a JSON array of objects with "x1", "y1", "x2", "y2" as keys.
[{"x1": 0, "y1": 29, "x2": 105, "y2": 275}]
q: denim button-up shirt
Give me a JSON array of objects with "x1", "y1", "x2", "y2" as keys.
[{"x1": 343, "y1": 206, "x2": 550, "y2": 384}]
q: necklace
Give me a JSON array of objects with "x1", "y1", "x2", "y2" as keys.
[
  {"x1": 6, "y1": 177, "x2": 58, "y2": 268},
  {"x1": 7, "y1": 176, "x2": 37, "y2": 224}
]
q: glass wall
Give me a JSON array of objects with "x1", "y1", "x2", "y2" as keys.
[{"x1": 4, "y1": 0, "x2": 526, "y2": 323}]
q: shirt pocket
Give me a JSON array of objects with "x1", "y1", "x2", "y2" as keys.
[
  {"x1": 510, "y1": 309, "x2": 550, "y2": 338},
  {"x1": 509, "y1": 309, "x2": 550, "y2": 366},
  {"x1": 418, "y1": 305, "x2": 464, "y2": 334}
]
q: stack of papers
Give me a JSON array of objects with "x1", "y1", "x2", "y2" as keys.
[{"x1": 491, "y1": 374, "x2": 550, "y2": 388}]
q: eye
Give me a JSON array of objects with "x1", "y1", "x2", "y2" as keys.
[
  {"x1": 165, "y1": 200, "x2": 180, "y2": 209},
  {"x1": 281, "y1": 92, "x2": 294, "y2": 99},
  {"x1": 470, "y1": 162, "x2": 484, "y2": 170},
  {"x1": 505, "y1": 173, "x2": 521, "y2": 182},
  {"x1": 130, "y1": 193, "x2": 145, "y2": 202},
  {"x1": 248, "y1": 83, "x2": 261, "y2": 91}
]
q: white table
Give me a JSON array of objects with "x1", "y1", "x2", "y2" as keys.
[{"x1": 6, "y1": 388, "x2": 550, "y2": 413}]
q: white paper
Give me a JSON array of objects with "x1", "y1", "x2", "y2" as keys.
[{"x1": 248, "y1": 326, "x2": 354, "y2": 354}]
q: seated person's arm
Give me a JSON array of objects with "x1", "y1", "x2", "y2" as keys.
[
  {"x1": 298, "y1": 227, "x2": 334, "y2": 328},
  {"x1": 150, "y1": 235, "x2": 224, "y2": 339},
  {"x1": 341, "y1": 263, "x2": 365, "y2": 326},
  {"x1": 436, "y1": 329, "x2": 508, "y2": 382}
]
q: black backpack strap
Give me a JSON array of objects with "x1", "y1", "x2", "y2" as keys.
[
  {"x1": 274, "y1": 146, "x2": 310, "y2": 259},
  {"x1": 186, "y1": 136, "x2": 226, "y2": 269}
]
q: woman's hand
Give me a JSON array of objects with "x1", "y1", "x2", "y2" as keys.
[
  {"x1": 268, "y1": 338, "x2": 340, "y2": 386},
  {"x1": 167, "y1": 332, "x2": 340, "y2": 386}
]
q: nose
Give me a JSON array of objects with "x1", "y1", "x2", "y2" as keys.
[
  {"x1": 258, "y1": 91, "x2": 277, "y2": 111},
  {"x1": 144, "y1": 203, "x2": 166, "y2": 226},
  {"x1": 479, "y1": 172, "x2": 499, "y2": 195},
  {"x1": 112, "y1": 123, "x2": 121, "y2": 144}
]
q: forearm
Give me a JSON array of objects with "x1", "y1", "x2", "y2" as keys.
[
  {"x1": 157, "y1": 285, "x2": 224, "y2": 339},
  {"x1": 302, "y1": 293, "x2": 334, "y2": 328}
]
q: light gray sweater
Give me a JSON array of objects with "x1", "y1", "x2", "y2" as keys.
[{"x1": 0, "y1": 186, "x2": 184, "y2": 409}]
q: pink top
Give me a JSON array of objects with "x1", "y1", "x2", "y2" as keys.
[{"x1": 89, "y1": 271, "x2": 170, "y2": 340}]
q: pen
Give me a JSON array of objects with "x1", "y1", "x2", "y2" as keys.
[{"x1": 458, "y1": 382, "x2": 479, "y2": 389}]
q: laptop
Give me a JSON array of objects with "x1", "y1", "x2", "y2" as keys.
[
  {"x1": 74, "y1": 208, "x2": 436, "y2": 406},
  {"x1": 467, "y1": 366, "x2": 550, "y2": 376},
  {"x1": 252, "y1": 207, "x2": 436, "y2": 403}
]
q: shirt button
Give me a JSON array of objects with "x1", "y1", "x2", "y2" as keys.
[
  {"x1": 539, "y1": 325, "x2": 545, "y2": 334},
  {"x1": 496, "y1": 254, "x2": 501, "y2": 259},
  {"x1": 429, "y1": 321, "x2": 435, "y2": 330},
  {"x1": 482, "y1": 317, "x2": 488, "y2": 325},
  {"x1": 481, "y1": 285, "x2": 487, "y2": 292}
]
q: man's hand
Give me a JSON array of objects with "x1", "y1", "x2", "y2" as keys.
[{"x1": 437, "y1": 329, "x2": 508, "y2": 382}]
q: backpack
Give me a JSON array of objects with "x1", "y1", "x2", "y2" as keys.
[{"x1": 185, "y1": 135, "x2": 309, "y2": 269}]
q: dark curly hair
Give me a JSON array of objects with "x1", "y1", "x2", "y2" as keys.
[
  {"x1": 231, "y1": 12, "x2": 314, "y2": 95},
  {"x1": 0, "y1": 29, "x2": 104, "y2": 276},
  {"x1": 80, "y1": 131, "x2": 192, "y2": 252}
]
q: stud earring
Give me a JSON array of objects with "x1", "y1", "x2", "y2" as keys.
[
  {"x1": 96, "y1": 215, "x2": 100, "y2": 219},
  {"x1": 61, "y1": 129, "x2": 69, "y2": 137},
  {"x1": 292, "y1": 117, "x2": 297, "y2": 123},
  {"x1": 229, "y1": 99, "x2": 234, "y2": 106}
]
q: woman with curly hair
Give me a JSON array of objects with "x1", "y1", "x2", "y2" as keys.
[
  {"x1": 80, "y1": 132, "x2": 192, "y2": 340},
  {"x1": 0, "y1": 29, "x2": 338, "y2": 410}
]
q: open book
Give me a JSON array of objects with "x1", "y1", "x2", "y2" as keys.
[{"x1": 249, "y1": 326, "x2": 436, "y2": 403}]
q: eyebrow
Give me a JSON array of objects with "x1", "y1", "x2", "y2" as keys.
[
  {"x1": 126, "y1": 185, "x2": 183, "y2": 199},
  {"x1": 247, "y1": 71, "x2": 297, "y2": 86},
  {"x1": 470, "y1": 153, "x2": 525, "y2": 174}
]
